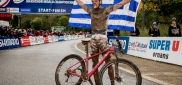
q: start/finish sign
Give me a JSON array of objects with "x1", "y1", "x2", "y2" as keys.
[{"x1": 0, "y1": 0, "x2": 74, "y2": 14}]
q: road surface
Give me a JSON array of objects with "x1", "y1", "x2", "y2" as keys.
[{"x1": 0, "y1": 39, "x2": 161, "y2": 85}]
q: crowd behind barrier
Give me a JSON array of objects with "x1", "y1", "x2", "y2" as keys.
[
  {"x1": 0, "y1": 26, "x2": 90, "y2": 49},
  {"x1": 0, "y1": 26, "x2": 90, "y2": 38},
  {"x1": 108, "y1": 36, "x2": 182, "y2": 66}
]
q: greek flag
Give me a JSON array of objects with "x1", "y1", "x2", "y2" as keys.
[{"x1": 68, "y1": 0, "x2": 141, "y2": 31}]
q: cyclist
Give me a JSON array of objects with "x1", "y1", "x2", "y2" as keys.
[{"x1": 75, "y1": 0, "x2": 131, "y2": 85}]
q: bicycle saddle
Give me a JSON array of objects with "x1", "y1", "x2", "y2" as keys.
[{"x1": 81, "y1": 39, "x2": 90, "y2": 45}]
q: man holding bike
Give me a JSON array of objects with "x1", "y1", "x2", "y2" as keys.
[{"x1": 75, "y1": 0, "x2": 131, "y2": 85}]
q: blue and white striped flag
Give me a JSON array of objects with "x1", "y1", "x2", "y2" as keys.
[{"x1": 68, "y1": 0, "x2": 141, "y2": 31}]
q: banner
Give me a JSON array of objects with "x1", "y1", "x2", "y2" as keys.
[
  {"x1": 48, "y1": 36, "x2": 53, "y2": 42},
  {"x1": 64, "y1": 35, "x2": 70, "y2": 40},
  {"x1": 44, "y1": 36, "x2": 49, "y2": 43},
  {"x1": 127, "y1": 37, "x2": 149, "y2": 58},
  {"x1": 0, "y1": 13, "x2": 12, "y2": 21},
  {"x1": 58, "y1": 36, "x2": 64, "y2": 41},
  {"x1": 0, "y1": 0, "x2": 74, "y2": 14},
  {"x1": 147, "y1": 37, "x2": 181, "y2": 65},
  {"x1": 108, "y1": 36, "x2": 130, "y2": 54},
  {"x1": 178, "y1": 39, "x2": 182, "y2": 65},
  {"x1": 20, "y1": 36, "x2": 30, "y2": 46},
  {"x1": 52, "y1": 35, "x2": 58, "y2": 42},
  {"x1": 0, "y1": 36, "x2": 20, "y2": 50},
  {"x1": 29, "y1": 36, "x2": 44, "y2": 45},
  {"x1": 29, "y1": 36, "x2": 36, "y2": 45},
  {"x1": 71, "y1": 35, "x2": 78, "y2": 40},
  {"x1": 38, "y1": 36, "x2": 44, "y2": 44}
]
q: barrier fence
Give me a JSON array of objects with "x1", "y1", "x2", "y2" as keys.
[
  {"x1": 108, "y1": 36, "x2": 182, "y2": 66},
  {"x1": 1, "y1": 35, "x2": 181, "y2": 66},
  {"x1": 0, "y1": 35, "x2": 86, "y2": 50}
]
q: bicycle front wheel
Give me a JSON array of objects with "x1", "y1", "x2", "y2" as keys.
[
  {"x1": 99, "y1": 59, "x2": 142, "y2": 85},
  {"x1": 55, "y1": 54, "x2": 85, "y2": 85}
]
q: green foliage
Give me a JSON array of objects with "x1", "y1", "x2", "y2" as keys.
[
  {"x1": 30, "y1": 17, "x2": 42, "y2": 30},
  {"x1": 58, "y1": 16, "x2": 69, "y2": 26},
  {"x1": 21, "y1": 18, "x2": 31, "y2": 29}
]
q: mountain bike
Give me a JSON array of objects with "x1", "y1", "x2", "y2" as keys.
[{"x1": 55, "y1": 36, "x2": 142, "y2": 85}]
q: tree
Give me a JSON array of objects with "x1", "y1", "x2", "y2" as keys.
[
  {"x1": 30, "y1": 17, "x2": 42, "y2": 30},
  {"x1": 144, "y1": 0, "x2": 182, "y2": 23},
  {"x1": 21, "y1": 18, "x2": 31, "y2": 29},
  {"x1": 58, "y1": 16, "x2": 69, "y2": 26}
]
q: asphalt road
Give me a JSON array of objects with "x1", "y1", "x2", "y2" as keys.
[{"x1": 0, "y1": 39, "x2": 161, "y2": 85}]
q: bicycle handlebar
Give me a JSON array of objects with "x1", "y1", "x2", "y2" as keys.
[{"x1": 115, "y1": 36, "x2": 124, "y2": 54}]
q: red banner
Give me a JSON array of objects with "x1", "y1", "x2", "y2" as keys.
[
  {"x1": 0, "y1": 13, "x2": 12, "y2": 21},
  {"x1": 20, "y1": 36, "x2": 30, "y2": 47},
  {"x1": 44, "y1": 37, "x2": 49, "y2": 43}
]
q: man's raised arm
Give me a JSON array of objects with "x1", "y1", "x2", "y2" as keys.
[
  {"x1": 114, "y1": 0, "x2": 131, "y2": 10},
  {"x1": 76, "y1": 0, "x2": 92, "y2": 13},
  {"x1": 106, "y1": 0, "x2": 131, "y2": 13}
]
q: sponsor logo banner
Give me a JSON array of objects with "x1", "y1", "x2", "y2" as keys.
[
  {"x1": 147, "y1": 37, "x2": 181, "y2": 65},
  {"x1": 44, "y1": 36, "x2": 49, "y2": 43},
  {"x1": 0, "y1": 13, "x2": 12, "y2": 21},
  {"x1": 20, "y1": 8, "x2": 31, "y2": 12},
  {"x1": 0, "y1": 36, "x2": 20, "y2": 50},
  {"x1": 58, "y1": 36, "x2": 64, "y2": 41},
  {"x1": 6, "y1": 8, "x2": 19, "y2": 13},
  {"x1": 0, "y1": 8, "x2": 6, "y2": 12},
  {"x1": 20, "y1": 36, "x2": 30, "y2": 46},
  {"x1": 108, "y1": 36, "x2": 130, "y2": 54},
  {"x1": 127, "y1": 37, "x2": 149, "y2": 57}
]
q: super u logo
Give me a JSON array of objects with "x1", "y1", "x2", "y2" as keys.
[{"x1": 149, "y1": 40, "x2": 180, "y2": 52}]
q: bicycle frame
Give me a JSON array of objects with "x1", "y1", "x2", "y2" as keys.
[{"x1": 67, "y1": 45, "x2": 115, "y2": 79}]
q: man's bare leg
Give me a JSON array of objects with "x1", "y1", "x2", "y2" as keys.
[
  {"x1": 100, "y1": 35, "x2": 115, "y2": 85},
  {"x1": 90, "y1": 38, "x2": 100, "y2": 85},
  {"x1": 91, "y1": 54, "x2": 100, "y2": 85},
  {"x1": 105, "y1": 56, "x2": 115, "y2": 85}
]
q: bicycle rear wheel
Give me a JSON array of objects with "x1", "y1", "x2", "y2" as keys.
[
  {"x1": 55, "y1": 54, "x2": 85, "y2": 85},
  {"x1": 99, "y1": 59, "x2": 142, "y2": 85}
]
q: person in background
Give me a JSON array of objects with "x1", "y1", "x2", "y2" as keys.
[
  {"x1": 27, "y1": 29, "x2": 33, "y2": 36},
  {"x1": 148, "y1": 22, "x2": 160, "y2": 37},
  {"x1": 168, "y1": 17, "x2": 181, "y2": 37},
  {"x1": 130, "y1": 27, "x2": 140, "y2": 36},
  {"x1": 22, "y1": 29, "x2": 27, "y2": 36},
  {"x1": 17, "y1": 30, "x2": 23, "y2": 38},
  {"x1": 0, "y1": 26, "x2": 3, "y2": 37}
]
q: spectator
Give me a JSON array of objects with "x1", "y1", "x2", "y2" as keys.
[
  {"x1": 17, "y1": 30, "x2": 23, "y2": 38},
  {"x1": 49, "y1": 30, "x2": 53, "y2": 36},
  {"x1": 27, "y1": 29, "x2": 33, "y2": 36},
  {"x1": 130, "y1": 27, "x2": 140, "y2": 36},
  {"x1": 0, "y1": 26, "x2": 3, "y2": 37},
  {"x1": 168, "y1": 17, "x2": 181, "y2": 37},
  {"x1": 14, "y1": 30, "x2": 19, "y2": 37},
  {"x1": 148, "y1": 22, "x2": 160, "y2": 37},
  {"x1": 2, "y1": 28, "x2": 8, "y2": 36},
  {"x1": 22, "y1": 29, "x2": 27, "y2": 36}
]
